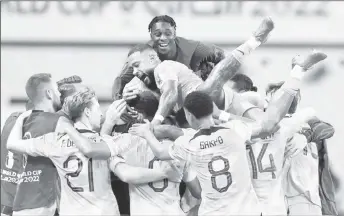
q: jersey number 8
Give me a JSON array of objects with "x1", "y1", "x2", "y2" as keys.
[
  {"x1": 208, "y1": 156, "x2": 232, "y2": 193},
  {"x1": 63, "y1": 155, "x2": 94, "y2": 192}
]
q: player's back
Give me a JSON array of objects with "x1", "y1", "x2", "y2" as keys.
[
  {"x1": 180, "y1": 121, "x2": 260, "y2": 215},
  {"x1": 122, "y1": 136, "x2": 185, "y2": 215},
  {"x1": 49, "y1": 129, "x2": 119, "y2": 216},
  {"x1": 246, "y1": 129, "x2": 288, "y2": 215},
  {"x1": 154, "y1": 60, "x2": 203, "y2": 110}
]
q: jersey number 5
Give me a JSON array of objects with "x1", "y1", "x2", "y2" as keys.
[
  {"x1": 208, "y1": 156, "x2": 232, "y2": 193},
  {"x1": 246, "y1": 143, "x2": 276, "y2": 179},
  {"x1": 148, "y1": 157, "x2": 168, "y2": 192},
  {"x1": 63, "y1": 155, "x2": 94, "y2": 192}
]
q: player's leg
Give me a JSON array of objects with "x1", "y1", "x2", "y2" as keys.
[
  {"x1": 197, "y1": 17, "x2": 274, "y2": 109},
  {"x1": 243, "y1": 51, "x2": 327, "y2": 127}
]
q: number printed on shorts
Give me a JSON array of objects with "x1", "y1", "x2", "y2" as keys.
[
  {"x1": 148, "y1": 157, "x2": 168, "y2": 192},
  {"x1": 246, "y1": 143, "x2": 276, "y2": 179},
  {"x1": 63, "y1": 155, "x2": 94, "y2": 192},
  {"x1": 208, "y1": 156, "x2": 232, "y2": 193}
]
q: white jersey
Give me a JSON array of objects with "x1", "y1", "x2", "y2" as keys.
[
  {"x1": 169, "y1": 121, "x2": 261, "y2": 216},
  {"x1": 20, "y1": 126, "x2": 138, "y2": 216},
  {"x1": 246, "y1": 113, "x2": 312, "y2": 215},
  {"x1": 154, "y1": 60, "x2": 203, "y2": 111},
  {"x1": 283, "y1": 138, "x2": 321, "y2": 208},
  {"x1": 118, "y1": 135, "x2": 196, "y2": 215}
]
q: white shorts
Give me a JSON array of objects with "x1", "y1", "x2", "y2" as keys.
[
  {"x1": 288, "y1": 203, "x2": 322, "y2": 215},
  {"x1": 12, "y1": 202, "x2": 56, "y2": 216}
]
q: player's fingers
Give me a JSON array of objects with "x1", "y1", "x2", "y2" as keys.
[
  {"x1": 116, "y1": 102, "x2": 127, "y2": 112},
  {"x1": 19, "y1": 110, "x2": 33, "y2": 119}
]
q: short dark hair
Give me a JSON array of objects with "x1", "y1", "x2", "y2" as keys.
[
  {"x1": 184, "y1": 91, "x2": 213, "y2": 119},
  {"x1": 148, "y1": 15, "x2": 177, "y2": 32},
  {"x1": 231, "y1": 73, "x2": 257, "y2": 92},
  {"x1": 59, "y1": 84, "x2": 78, "y2": 104},
  {"x1": 25, "y1": 73, "x2": 52, "y2": 102},
  {"x1": 129, "y1": 91, "x2": 159, "y2": 118},
  {"x1": 265, "y1": 81, "x2": 285, "y2": 95},
  {"x1": 57, "y1": 75, "x2": 82, "y2": 87},
  {"x1": 62, "y1": 87, "x2": 96, "y2": 121}
]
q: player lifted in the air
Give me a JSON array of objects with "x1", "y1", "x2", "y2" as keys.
[{"x1": 126, "y1": 17, "x2": 275, "y2": 126}]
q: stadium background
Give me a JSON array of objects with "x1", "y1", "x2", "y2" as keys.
[{"x1": 1, "y1": 1, "x2": 344, "y2": 211}]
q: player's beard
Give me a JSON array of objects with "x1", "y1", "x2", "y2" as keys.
[{"x1": 53, "y1": 98, "x2": 63, "y2": 112}]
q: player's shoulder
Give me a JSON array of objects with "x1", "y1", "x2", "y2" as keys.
[
  {"x1": 2, "y1": 112, "x2": 22, "y2": 129},
  {"x1": 222, "y1": 120, "x2": 252, "y2": 139},
  {"x1": 155, "y1": 60, "x2": 186, "y2": 72}
]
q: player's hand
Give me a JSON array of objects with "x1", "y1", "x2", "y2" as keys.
[
  {"x1": 161, "y1": 163, "x2": 183, "y2": 183},
  {"x1": 104, "y1": 99, "x2": 127, "y2": 126},
  {"x1": 128, "y1": 120, "x2": 153, "y2": 138},
  {"x1": 17, "y1": 110, "x2": 33, "y2": 121},
  {"x1": 122, "y1": 77, "x2": 148, "y2": 101}
]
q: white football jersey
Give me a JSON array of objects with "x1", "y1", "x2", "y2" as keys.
[
  {"x1": 22, "y1": 128, "x2": 126, "y2": 216},
  {"x1": 246, "y1": 114, "x2": 313, "y2": 215},
  {"x1": 154, "y1": 60, "x2": 203, "y2": 111},
  {"x1": 119, "y1": 135, "x2": 196, "y2": 215},
  {"x1": 169, "y1": 121, "x2": 261, "y2": 216}
]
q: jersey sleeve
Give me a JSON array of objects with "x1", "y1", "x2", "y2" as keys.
[
  {"x1": 102, "y1": 133, "x2": 140, "y2": 157},
  {"x1": 108, "y1": 155, "x2": 126, "y2": 172},
  {"x1": 225, "y1": 120, "x2": 253, "y2": 141},
  {"x1": 154, "y1": 61, "x2": 179, "y2": 90},
  {"x1": 22, "y1": 132, "x2": 58, "y2": 157},
  {"x1": 168, "y1": 135, "x2": 191, "y2": 161}
]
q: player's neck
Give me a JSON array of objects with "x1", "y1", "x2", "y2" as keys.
[
  {"x1": 75, "y1": 119, "x2": 92, "y2": 130},
  {"x1": 195, "y1": 117, "x2": 215, "y2": 130},
  {"x1": 33, "y1": 101, "x2": 55, "y2": 113}
]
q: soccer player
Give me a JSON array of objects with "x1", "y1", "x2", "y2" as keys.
[
  {"x1": 1, "y1": 112, "x2": 24, "y2": 216},
  {"x1": 7, "y1": 88, "x2": 181, "y2": 216},
  {"x1": 6, "y1": 74, "x2": 112, "y2": 216},
  {"x1": 112, "y1": 15, "x2": 225, "y2": 100},
  {"x1": 126, "y1": 17, "x2": 276, "y2": 126},
  {"x1": 129, "y1": 91, "x2": 264, "y2": 215},
  {"x1": 265, "y1": 83, "x2": 337, "y2": 215},
  {"x1": 114, "y1": 91, "x2": 201, "y2": 216},
  {"x1": 0, "y1": 75, "x2": 82, "y2": 216}
]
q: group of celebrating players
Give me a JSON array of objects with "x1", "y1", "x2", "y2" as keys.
[{"x1": 1, "y1": 15, "x2": 339, "y2": 216}]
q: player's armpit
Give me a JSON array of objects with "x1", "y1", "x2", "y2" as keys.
[
  {"x1": 155, "y1": 80, "x2": 178, "y2": 121},
  {"x1": 57, "y1": 117, "x2": 111, "y2": 159},
  {"x1": 113, "y1": 163, "x2": 168, "y2": 185}
]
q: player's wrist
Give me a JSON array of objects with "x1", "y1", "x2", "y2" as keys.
[{"x1": 153, "y1": 114, "x2": 164, "y2": 123}]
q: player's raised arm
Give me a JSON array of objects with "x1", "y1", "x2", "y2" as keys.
[
  {"x1": 248, "y1": 51, "x2": 327, "y2": 138},
  {"x1": 109, "y1": 156, "x2": 182, "y2": 185}
]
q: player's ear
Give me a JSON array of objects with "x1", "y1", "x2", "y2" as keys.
[
  {"x1": 46, "y1": 89, "x2": 53, "y2": 100},
  {"x1": 84, "y1": 107, "x2": 91, "y2": 118}
]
